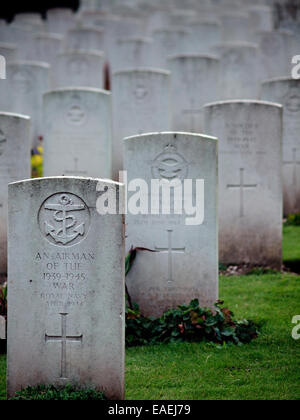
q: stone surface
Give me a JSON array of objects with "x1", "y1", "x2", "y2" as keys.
[
  {"x1": 7, "y1": 176, "x2": 125, "y2": 399},
  {"x1": 0, "y1": 112, "x2": 31, "y2": 274},
  {"x1": 112, "y1": 69, "x2": 171, "y2": 180},
  {"x1": 43, "y1": 88, "x2": 112, "y2": 179},
  {"x1": 0, "y1": 43, "x2": 17, "y2": 62},
  {"x1": 124, "y1": 132, "x2": 218, "y2": 318},
  {"x1": 53, "y1": 50, "x2": 104, "y2": 89},
  {"x1": 152, "y1": 28, "x2": 189, "y2": 69},
  {"x1": 184, "y1": 20, "x2": 221, "y2": 55},
  {"x1": 114, "y1": 37, "x2": 153, "y2": 71},
  {"x1": 4, "y1": 61, "x2": 50, "y2": 147},
  {"x1": 168, "y1": 54, "x2": 220, "y2": 133},
  {"x1": 0, "y1": 315, "x2": 5, "y2": 340},
  {"x1": 204, "y1": 100, "x2": 283, "y2": 269},
  {"x1": 261, "y1": 78, "x2": 300, "y2": 215},
  {"x1": 45, "y1": 8, "x2": 76, "y2": 35},
  {"x1": 256, "y1": 30, "x2": 293, "y2": 80},
  {"x1": 220, "y1": 12, "x2": 253, "y2": 42},
  {"x1": 212, "y1": 43, "x2": 260, "y2": 100},
  {"x1": 64, "y1": 26, "x2": 105, "y2": 52}
]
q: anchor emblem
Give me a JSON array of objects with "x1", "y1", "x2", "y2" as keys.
[{"x1": 42, "y1": 194, "x2": 88, "y2": 245}]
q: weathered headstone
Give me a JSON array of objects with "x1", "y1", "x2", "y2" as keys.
[
  {"x1": 256, "y1": 30, "x2": 293, "y2": 80},
  {"x1": 247, "y1": 5, "x2": 274, "y2": 32},
  {"x1": 112, "y1": 69, "x2": 171, "y2": 180},
  {"x1": 7, "y1": 176, "x2": 125, "y2": 399},
  {"x1": 0, "y1": 112, "x2": 31, "y2": 275},
  {"x1": 5, "y1": 61, "x2": 50, "y2": 147},
  {"x1": 43, "y1": 88, "x2": 112, "y2": 179},
  {"x1": 124, "y1": 132, "x2": 218, "y2": 318},
  {"x1": 212, "y1": 43, "x2": 260, "y2": 100},
  {"x1": 45, "y1": 8, "x2": 75, "y2": 35},
  {"x1": 261, "y1": 78, "x2": 300, "y2": 215},
  {"x1": 0, "y1": 43, "x2": 17, "y2": 62},
  {"x1": 184, "y1": 20, "x2": 221, "y2": 55},
  {"x1": 152, "y1": 28, "x2": 189, "y2": 69},
  {"x1": 220, "y1": 12, "x2": 253, "y2": 42},
  {"x1": 64, "y1": 26, "x2": 105, "y2": 52},
  {"x1": 168, "y1": 54, "x2": 220, "y2": 133},
  {"x1": 114, "y1": 37, "x2": 153, "y2": 71},
  {"x1": 204, "y1": 100, "x2": 283, "y2": 269},
  {"x1": 53, "y1": 50, "x2": 104, "y2": 89}
]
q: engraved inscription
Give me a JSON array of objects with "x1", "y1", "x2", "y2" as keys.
[
  {"x1": 155, "y1": 229, "x2": 185, "y2": 284},
  {"x1": 66, "y1": 104, "x2": 86, "y2": 125},
  {"x1": 227, "y1": 168, "x2": 257, "y2": 217},
  {"x1": 45, "y1": 313, "x2": 82, "y2": 379},
  {"x1": 152, "y1": 144, "x2": 188, "y2": 180},
  {"x1": 224, "y1": 122, "x2": 258, "y2": 152},
  {"x1": 38, "y1": 193, "x2": 90, "y2": 246}
]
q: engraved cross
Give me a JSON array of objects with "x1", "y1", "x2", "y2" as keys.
[
  {"x1": 45, "y1": 313, "x2": 83, "y2": 379},
  {"x1": 227, "y1": 168, "x2": 257, "y2": 217},
  {"x1": 155, "y1": 229, "x2": 185, "y2": 284}
]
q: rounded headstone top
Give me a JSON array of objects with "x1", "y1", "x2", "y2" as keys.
[
  {"x1": 7, "y1": 60, "x2": 50, "y2": 69},
  {"x1": 0, "y1": 111, "x2": 31, "y2": 120},
  {"x1": 168, "y1": 54, "x2": 219, "y2": 62},
  {"x1": 203, "y1": 99, "x2": 283, "y2": 110},
  {"x1": 261, "y1": 77, "x2": 300, "y2": 86},
  {"x1": 113, "y1": 68, "x2": 171, "y2": 77},
  {"x1": 58, "y1": 49, "x2": 104, "y2": 58},
  {"x1": 124, "y1": 131, "x2": 218, "y2": 143},
  {"x1": 44, "y1": 87, "x2": 111, "y2": 96},
  {"x1": 212, "y1": 42, "x2": 259, "y2": 49},
  {"x1": 9, "y1": 176, "x2": 123, "y2": 188}
]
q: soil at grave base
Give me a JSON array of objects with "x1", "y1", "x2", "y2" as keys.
[
  {"x1": 0, "y1": 339, "x2": 6, "y2": 354},
  {"x1": 219, "y1": 263, "x2": 300, "y2": 276}
]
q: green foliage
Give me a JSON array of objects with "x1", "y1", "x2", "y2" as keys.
[
  {"x1": 246, "y1": 267, "x2": 280, "y2": 276},
  {"x1": 0, "y1": 284, "x2": 7, "y2": 320},
  {"x1": 285, "y1": 213, "x2": 300, "y2": 226},
  {"x1": 10, "y1": 384, "x2": 106, "y2": 400},
  {"x1": 126, "y1": 299, "x2": 259, "y2": 347}
]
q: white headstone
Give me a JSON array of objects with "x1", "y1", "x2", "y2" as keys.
[
  {"x1": 13, "y1": 12, "x2": 43, "y2": 27},
  {"x1": 0, "y1": 43, "x2": 17, "y2": 62},
  {"x1": 7, "y1": 176, "x2": 125, "y2": 399},
  {"x1": 114, "y1": 37, "x2": 153, "y2": 71},
  {"x1": 5, "y1": 61, "x2": 50, "y2": 147},
  {"x1": 53, "y1": 50, "x2": 104, "y2": 89},
  {"x1": 247, "y1": 5, "x2": 274, "y2": 32},
  {"x1": 124, "y1": 132, "x2": 218, "y2": 318},
  {"x1": 220, "y1": 12, "x2": 253, "y2": 42},
  {"x1": 204, "y1": 100, "x2": 283, "y2": 269},
  {"x1": 43, "y1": 88, "x2": 112, "y2": 179},
  {"x1": 168, "y1": 54, "x2": 220, "y2": 133},
  {"x1": 64, "y1": 26, "x2": 105, "y2": 52},
  {"x1": 212, "y1": 43, "x2": 260, "y2": 100},
  {"x1": 112, "y1": 69, "x2": 171, "y2": 179},
  {"x1": 152, "y1": 28, "x2": 189, "y2": 69},
  {"x1": 184, "y1": 20, "x2": 221, "y2": 55},
  {"x1": 46, "y1": 8, "x2": 76, "y2": 35},
  {"x1": 256, "y1": 30, "x2": 293, "y2": 80},
  {"x1": 2, "y1": 24, "x2": 38, "y2": 61},
  {"x1": 0, "y1": 112, "x2": 31, "y2": 274},
  {"x1": 261, "y1": 78, "x2": 300, "y2": 215}
]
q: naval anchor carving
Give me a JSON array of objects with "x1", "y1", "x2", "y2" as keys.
[{"x1": 39, "y1": 193, "x2": 90, "y2": 246}]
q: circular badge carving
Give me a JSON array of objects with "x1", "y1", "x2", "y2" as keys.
[
  {"x1": 152, "y1": 144, "x2": 188, "y2": 180},
  {"x1": 133, "y1": 84, "x2": 148, "y2": 100},
  {"x1": 0, "y1": 129, "x2": 7, "y2": 156},
  {"x1": 66, "y1": 104, "x2": 86, "y2": 125},
  {"x1": 284, "y1": 91, "x2": 300, "y2": 113},
  {"x1": 38, "y1": 193, "x2": 90, "y2": 246}
]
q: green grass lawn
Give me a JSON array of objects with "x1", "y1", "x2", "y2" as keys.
[{"x1": 1, "y1": 225, "x2": 300, "y2": 400}]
